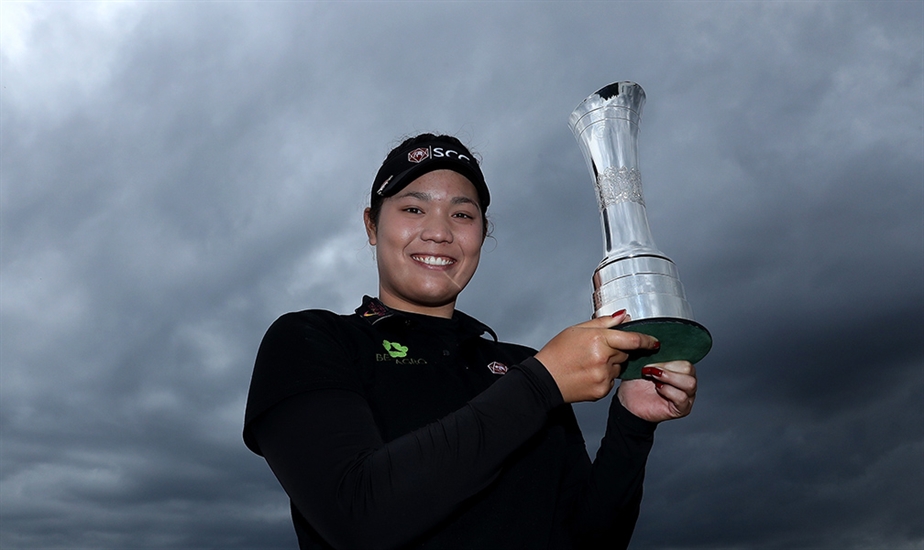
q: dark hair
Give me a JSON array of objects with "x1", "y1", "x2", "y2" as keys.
[{"x1": 368, "y1": 133, "x2": 490, "y2": 237}]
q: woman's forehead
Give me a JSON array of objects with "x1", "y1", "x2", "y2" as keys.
[{"x1": 394, "y1": 170, "x2": 480, "y2": 201}]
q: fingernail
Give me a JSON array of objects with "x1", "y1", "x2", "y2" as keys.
[
  {"x1": 655, "y1": 382, "x2": 664, "y2": 389},
  {"x1": 653, "y1": 340, "x2": 661, "y2": 350},
  {"x1": 641, "y1": 366, "x2": 663, "y2": 378},
  {"x1": 611, "y1": 309, "x2": 626, "y2": 318}
]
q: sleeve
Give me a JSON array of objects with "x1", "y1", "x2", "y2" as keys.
[
  {"x1": 557, "y1": 393, "x2": 657, "y2": 549},
  {"x1": 243, "y1": 311, "x2": 361, "y2": 454},
  {"x1": 244, "y1": 313, "x2": 565, "y2": 550}
]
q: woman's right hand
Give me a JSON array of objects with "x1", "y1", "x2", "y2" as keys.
[{"x1": 534, "y1": 311, "x2": 660, "y2": 403}]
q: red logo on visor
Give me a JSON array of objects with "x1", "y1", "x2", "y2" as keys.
[{"x1": 408, "y1": 147, "x2": 430, "y2": 163}]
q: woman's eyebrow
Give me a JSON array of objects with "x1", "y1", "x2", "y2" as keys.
[
  {"x1": 394, "y1": 191, "x2": 477, "y2": 206},
  {"x1": 396, "y1": 191, "x2": 432, "y2": 201}
]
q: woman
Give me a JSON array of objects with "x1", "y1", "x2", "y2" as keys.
[{"x1": 243, "y1": 133, "x2": 697, "y2": 549}]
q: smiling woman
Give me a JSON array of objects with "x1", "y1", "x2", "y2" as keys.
[
  {"x1": 365, "y1": 169, "x2": 484, "y2": 319},
  {"x1": 243, "y1": 133, "x2": 698, "y2": 550}
]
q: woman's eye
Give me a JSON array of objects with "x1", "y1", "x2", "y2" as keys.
[
  {"x1": 403, "y1": 207, "x2": 422, "y2": 214},
  {"x1": 453, "y1": 212, "x2": 474, "y2": 220}
]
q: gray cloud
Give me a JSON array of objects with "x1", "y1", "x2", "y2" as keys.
[{"x1": 2, "y1": 2, "x2": 921, "y2": 549}]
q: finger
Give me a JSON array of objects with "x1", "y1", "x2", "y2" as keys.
[
  {"x1": 608, "y1": 355, "x2": 626, "y2": 379},
  {"x1": 660, "y1": 360, "x2": 695, "y2": 376},
  {"x1": 653, "y1": 381, "x2": 695, "y2": 416},
  {"x1": 642, "y1": 367, "x2": 696, "y2": 412},
  {"x1": 579, "y1": 309, "x2": 633, "y2": 329},
  {"x1": 641, "y1": 363, "x2": 697, "y2": 395},
  {"x1": 603, "y1": 328, "x2": 660, "y2": 352},
  {"x1": 641, "y1": 361, "x2": 695, "y2": 380}
]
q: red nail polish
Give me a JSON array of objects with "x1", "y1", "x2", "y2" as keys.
[
  {"x1": 611, "y1": 309, "x2": 626, "y2": 318},
  {"x1": 655, "y1": 382, "x2": 664, "y2": 389},
  {"x1": 641, "y1": 366, "x2": 663, "y2": 378},
  {"x1": 653, "y1": 340, "x2": 661, "y2": 350}
]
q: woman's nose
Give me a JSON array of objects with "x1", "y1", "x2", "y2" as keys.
[{"x1": 420, "y1": 214, "x2": 453, "y2": 243}]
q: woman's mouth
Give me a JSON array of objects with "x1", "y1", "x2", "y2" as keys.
[{"x1": 411, "y1": 254, "x2": 455, "y2": 267}]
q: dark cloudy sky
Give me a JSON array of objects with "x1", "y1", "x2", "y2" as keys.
[{"x1": 2, "y1": 2, "x2": 922, "y2": 549}]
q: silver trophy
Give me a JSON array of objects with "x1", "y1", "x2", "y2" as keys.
[{"x1": 569, "y1": 82, "x2": 712, "y2": 379}]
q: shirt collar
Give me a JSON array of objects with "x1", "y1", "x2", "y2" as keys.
[{"x1": 355, "y1": 295, "x2": 498, "y2": 342}]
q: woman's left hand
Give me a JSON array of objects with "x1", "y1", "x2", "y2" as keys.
[{"x1": 616, "y1": 361, "x2": 697, "y2": 423}]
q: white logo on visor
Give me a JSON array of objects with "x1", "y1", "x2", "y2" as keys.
[{"x1": 433, "y1": 147, "x2": 470, "y2": 162}]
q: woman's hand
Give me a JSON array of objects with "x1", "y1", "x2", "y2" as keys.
[
  {"x1": 535, "y1": 312, "x2": 660, "y2": 403},
  {"x1": 617, "y1": 361, "x2": 697, "y2": 423}
]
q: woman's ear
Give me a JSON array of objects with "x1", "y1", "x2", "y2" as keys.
[{"x1": 363, "y1": 208, "x2": 377, "y2": 246}]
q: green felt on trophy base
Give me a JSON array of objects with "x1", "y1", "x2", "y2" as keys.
[{"x1": 615, "y1": 318, "x2": 713, "y2": 380}]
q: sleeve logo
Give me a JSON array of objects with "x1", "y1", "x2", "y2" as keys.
[{"x1": 486, "y1": 361, "x2": 508, "y2": 375}]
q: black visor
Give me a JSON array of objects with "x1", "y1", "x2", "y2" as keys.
[{"x1": 372, "y1": 140, "x2": 489, "y2": 211}]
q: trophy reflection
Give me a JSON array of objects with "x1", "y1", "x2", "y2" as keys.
[{"x1": 569, "y1": 82, "x2": 712, "y2": 379}]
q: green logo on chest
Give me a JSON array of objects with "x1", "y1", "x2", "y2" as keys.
[{"x1": 382, "y1": 340, "x2": 408, "y2": 358}]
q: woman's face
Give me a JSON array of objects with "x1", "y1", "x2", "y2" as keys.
[{"x1": 364, "y1": 169, "x2": 484, "y2": 318}]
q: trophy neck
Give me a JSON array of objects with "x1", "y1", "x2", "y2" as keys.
[{"x1": 569, "y1": 82, "x2": 663, "y2": 260}]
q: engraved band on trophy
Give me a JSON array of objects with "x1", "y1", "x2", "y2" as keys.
[{"x1": 569, "y1": 81, "x2": 712, "y2": 379}]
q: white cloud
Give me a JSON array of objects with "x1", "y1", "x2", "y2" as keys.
[{"x1": 1, "y1": 2, "x2": 144, "y2": 118}]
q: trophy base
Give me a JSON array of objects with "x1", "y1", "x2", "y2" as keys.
[{"x1": 614, "y1": 318, "x2": 712, "y2": 380}]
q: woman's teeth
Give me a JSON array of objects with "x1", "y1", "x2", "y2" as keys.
[{"x1": 413, "y1": 255, "x2": 454, "y2": 266}]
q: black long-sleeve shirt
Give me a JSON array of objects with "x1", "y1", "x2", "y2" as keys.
[{"x1": 244, "y1": 296, "x2": 656, "y2": 549}]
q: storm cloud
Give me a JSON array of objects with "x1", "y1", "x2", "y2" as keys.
[{"x1": 1, "y1": 2, "x2": 922, "y2": 548}]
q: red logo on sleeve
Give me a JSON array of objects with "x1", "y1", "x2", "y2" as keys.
[{"x1": 487, "y1": 361, "x2": 508, "y2": 375}]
